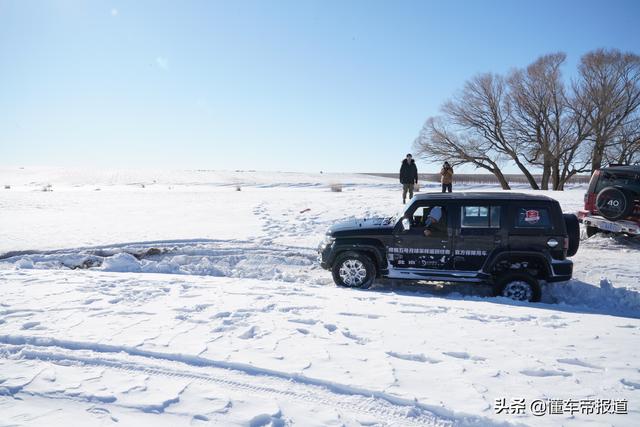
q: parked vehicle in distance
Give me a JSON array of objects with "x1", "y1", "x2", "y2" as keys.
[
  {"x1": 318, "y1": 193, "x2": 580, "y2": 302},
  {"x1": 577, "y1": 165, "x2": 640, "y2": 237}
]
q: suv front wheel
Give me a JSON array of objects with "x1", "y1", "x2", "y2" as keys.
[
  {"x1": 494, "y1": 272, "x2": 541, "y2": 302},
  {"x1": 332, "y1": 251, "x2": 376, "y2": 289}
]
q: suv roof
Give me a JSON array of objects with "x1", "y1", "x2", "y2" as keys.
[
  {"x1": 411, "y1": 192, "x2": 556, "y2": 202},
  {"x1": 600, "y1": 165, "x2": 640, "y2": 174}
]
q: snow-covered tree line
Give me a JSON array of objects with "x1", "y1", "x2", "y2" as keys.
[{"x1": 414, "y1": 49, "x2": 640, "y2": 190}]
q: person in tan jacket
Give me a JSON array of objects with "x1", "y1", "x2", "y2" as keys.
[{"x1": 440, "y1": 162, "x2": 453, "y2": 193}]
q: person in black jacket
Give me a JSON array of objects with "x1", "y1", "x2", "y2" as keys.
[{"x1": 399, "y1": 153, "x2": 418, "y2": 204}]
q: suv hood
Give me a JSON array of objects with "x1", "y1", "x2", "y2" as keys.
[{"x1": 328, "y1": 217, "x2": 396, "y2": 236}]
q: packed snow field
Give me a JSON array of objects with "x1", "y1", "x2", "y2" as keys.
[{"x1": 1, "y1": 168, "x2": 639, "y2": 426}]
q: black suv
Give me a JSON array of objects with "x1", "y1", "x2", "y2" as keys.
[
  {"x1": 578, "y1": 165, "x2": 640, "y2": 237},
  {"x1": 319, "y1": 193, "x2": 579, "y2": 302}
]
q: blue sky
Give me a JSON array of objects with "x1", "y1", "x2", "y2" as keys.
[{"x1": 1, "y1": 0, "x2": 639, "y2": 173}]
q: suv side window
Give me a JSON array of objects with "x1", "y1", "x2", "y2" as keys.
[
  {"x1": 409, "y1": 205, "x2": 447, "y2": 235},
  {"x1": 461, "y1": 206, "x2": 501, "y2": 228},
  {"x1": 515, "y1": 207, "x2": 551, "y2": 228}
]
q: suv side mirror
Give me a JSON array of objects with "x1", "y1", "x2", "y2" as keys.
[{"x1": 401, "y1": 218, "x2": 411, "y2": 231}]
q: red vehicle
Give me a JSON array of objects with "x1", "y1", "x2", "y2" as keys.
[{"x1": 578, "y1": 165, "x2": 640, "y2": 237}]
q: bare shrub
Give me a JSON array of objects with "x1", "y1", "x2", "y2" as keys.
[{"x1": 330, "y1": 183, "x2": 343, "y2": 192}]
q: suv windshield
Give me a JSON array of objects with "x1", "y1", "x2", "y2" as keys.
[{"x1": 595, "y1": 170, "x2": 640, "y2": 193}]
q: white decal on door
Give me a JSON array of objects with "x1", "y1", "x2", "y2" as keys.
[
  {"x1": 388, "y1": 247, "x2": 451, "y2": 255},
  {"x1": 454, "y1": 249, "x2": 488, "y2": 256}
]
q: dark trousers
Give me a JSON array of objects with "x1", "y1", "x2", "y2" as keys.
[
  {"x1": 442, "y1": 183, "x2": 452, "y2": 193},
  {"x1": 402, "y1": 183, "x2": 414, "y2": 203}
]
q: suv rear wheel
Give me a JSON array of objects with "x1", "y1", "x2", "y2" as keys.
[
  {"x1": 494, "y1": 272, "x2": 541, "y2": 302},
  {"x1": 332, "y1": 251, "x2": 376, "y2": 289}
]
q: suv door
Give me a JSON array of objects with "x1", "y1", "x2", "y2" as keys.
[
  {"x1": 453, "y1": 204, "x2": 504, "y2": 271},
  {"x1": 508, "y1": 202, "x2": 564, "y2": 258},
  {"x1": 389, "y1": 203, "x2": 453, "y2": 271}
]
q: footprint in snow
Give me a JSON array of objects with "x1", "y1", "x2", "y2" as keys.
[
  {"x1": 278, "y1": 305, "x2": 320, "y2": 313},
  {"x1": 249, "y1": 411, "x2": 286, "y2": 427},
  {"x1": 86, "y1": 406, "x2": 118, "y2": 422},
  {"x1": 212, "y1": 311, "x2": 231, "y2": 319},
  {"x1": 338, "y1": 312, "x2": 384, "y2": 319},
  {"x1": 620, "y1": 378, "x2": 640, "y2": 389},
  {"x1": 520, "y1": 369, "x2": 572, "y2": 377},
  {"x1": 323, "y1": 324, "x2": 337, "y2": 332},
  {"x1": 21, "y1": 321, "x2": 41, "y2": 330},
  {"x1": 557, "y1": 358, "x2": 603, "y2": 370},
  {"x1": 386, "y1": 351, "x2": 441, "y2": 364},
  {"x1": 212, "y1": 325, "x2": 236, "y2": 333},
  {"x1": 342, "y1": 330, "x2": 368, "y2": 344},
  {"x1": 288, "y1": 318, "x2": 318, "y2": 325},
  {"x1": 238, "y1": 326, "x2": 260, "y2": 339},
  {"x1": 442, "y1": 351, "x2": 486, "y2": 361}
]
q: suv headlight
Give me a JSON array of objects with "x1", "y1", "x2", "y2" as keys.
[{"x1": 319, "y1": 235, "x2": 335, "y2": 248}]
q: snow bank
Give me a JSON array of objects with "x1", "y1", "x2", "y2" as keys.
[
  {"x1": 0, "y1": 241, "x2": 324, "y2": 284},
  {"x1": 100, "y1": 253, "x2": 142, "y2": 273},
  {"x1": 547, "y1": 278, "x2": 640, "y2": 318}
]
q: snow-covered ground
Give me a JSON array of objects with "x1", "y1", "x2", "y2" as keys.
[{"x1": 1, "y1": 167, "x2": 639, "y2": 426}]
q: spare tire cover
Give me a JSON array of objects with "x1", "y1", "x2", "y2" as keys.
[{"x1": 596, "y1": 187, "x2": 633, "y2": 221}]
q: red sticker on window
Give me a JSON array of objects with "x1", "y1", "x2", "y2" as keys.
[{"x1": 524, "y1": 209, "x2": 540, "y2": 224}]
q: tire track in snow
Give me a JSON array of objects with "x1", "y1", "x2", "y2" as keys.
[
  {"x1": 0, "y1": 335, "x2": 514, "y2": 427},
  {"x1": 2, "y1": 346, "x2": 442, "y2": 426}
]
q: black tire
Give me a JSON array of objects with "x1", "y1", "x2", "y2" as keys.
[
  {"x1": 563, "y1": 214, "x2": 580, "y2": 257},
  {"x1": 332, "y1": 251, "x2": 376, "y2": 289},
  {"x1": 493, "y1": 272, "x2": 541, "y2": 302},
  {"x1": 586, "y1": 225, "x2": 600, "y2": 238},
  {"x1": 596, "y1": 187, "x2": 633, "y2": 221}
]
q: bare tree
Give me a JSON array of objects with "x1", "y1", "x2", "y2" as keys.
[
  {"x1": 442, "y1": 73, "x2": 540, "y2": 189},
  {"x1": 415, "y1": 49, "x2": 640, "y2": 191},
  {"x1": 605, "y1": 115, "x2": 640, "y2": 165},
  {"x1": 414, "y1": 117, "x2": 511, "y2": 189},
  {"x1": 573, "y1": 49, "x2": 640, "y2": 172},
  {"x1": 509, "y1": 53, "x2": 593, "y2": 190},
  {"x1": 508, "y1": 53, "x2": 567, "y2": 189}
]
